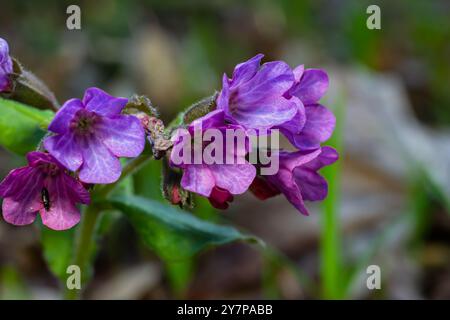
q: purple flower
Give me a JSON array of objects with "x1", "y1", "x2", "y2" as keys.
[
  {"x1": 0, "y1": 37, "x2": 13, "y2": 92},
  {"x1": 278, "y1": 66, "x2": 335, "y2": 150},
  {"x1": 170, "y1": 109, "x2": 256, "y2": 208},
  {"x1": 0, "y1": 152, "x2": 90, "y2": 230},
  {"x1": 217, "y1": 54, "x2": 298, "y2": 130},
  {"x1": 44, "y1": 87, "x2": 145, "y2": 184},
  {"x1": 251, "y1": 147, "x2": 338, "y2": 215}
]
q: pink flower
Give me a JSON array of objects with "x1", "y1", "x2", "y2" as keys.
[
  {"x1": 170, "y1": 109, "x2": 256, "y2": 209},
  {"x1": 0, "y1": 152, "x2": 90, "y2": 230}
]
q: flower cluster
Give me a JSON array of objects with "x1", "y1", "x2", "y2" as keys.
[
  {"x1": 171, "y1": 54, "x2": 338, "y2": 215},
  {"x1": 170, "y1": 109, "x2": 256, "y2": 209},
  {"x1": 0, "y1": 36, "x2": 338, "y2": 231},
  {"x1": 0, "y1": 42, "x2": 146, "y2": 230}
]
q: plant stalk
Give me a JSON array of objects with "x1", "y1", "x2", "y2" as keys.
[{"x1": 64, "y1": 205, "x2": 100, "y2": 300}]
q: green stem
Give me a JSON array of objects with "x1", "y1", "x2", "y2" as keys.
[
  {"x1": 64, "y1": 155, "x2": 152, "y2": 300},
  {"x1": 320, "y1": 179, "x2": 342, "y2": 299},
  {"x1": 94, "y1": 155, "x2": 150, "y2": 199},
  {"x1": 64, "y1": 205, "x2": 100, "y2": 300},
  {"x1": 320, "y1": 93, "x2": 345, "y2": 299}
]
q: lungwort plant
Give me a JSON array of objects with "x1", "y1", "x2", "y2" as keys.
[{"x1": 0, "y1": 37, "x2": 338, "y2": 299}]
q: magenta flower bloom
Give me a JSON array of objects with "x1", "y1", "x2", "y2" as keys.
[
  {"x1": 170, "y1": 109, "x2": 256, "y2": 208},
  {"x1": 0, "y1": 152, "x2": 90, "y2": 230},
  {"x1": 251, "y1": 147, "x2": 338, "y2": 215},
  {"x1": 44, "y1": 87, "x2": 145, "y2": 184},
  {"x1": 279, "y1": 66, "x2": 335, "y2": 150},
  {"x1": 217, "y1": 54, "x2": 298, "y2": 130},
  {"x1": 0, "y1": 37, "x2": 13, "y2": 92}
]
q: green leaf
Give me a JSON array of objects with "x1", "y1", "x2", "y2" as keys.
[
  {"x1": 0, "y1": 97, "x2": 54, "y2": 155},
  {"x1": 0, "y1": 265, "x2": 30, "y2": 299},
  {"x1": 41, "y1": 226, "x2": 75, "y2": 282},
  {"x1": 109, "y1": 194, "x2": 262, "y2": 260}
]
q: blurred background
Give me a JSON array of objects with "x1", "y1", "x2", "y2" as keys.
[{"x1": 0, "y1": 0, "x2": 449, "y2": 299}]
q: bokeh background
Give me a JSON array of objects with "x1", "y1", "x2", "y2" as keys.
[{"x1": 1, "y1": 0, "x2": 450, "y2": 299}]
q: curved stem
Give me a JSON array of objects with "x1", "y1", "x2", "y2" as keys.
[
  {"x1": 95, "y1": 155, "x2": 150, "y2": 199},
  {"x1": 65, "y1": 205, "x2": 101, "y2": 300},
  {"x1": 64, "y1": 155, "x2": 152, "y2": 300}
]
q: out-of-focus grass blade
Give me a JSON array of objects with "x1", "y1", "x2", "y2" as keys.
[
  {"x1": 262, "y1": 246, "x2": 317, "y2": 299},
  {"x1": 0, "y1": 266, "x2": 30, "y2": 299},
  {"x1": 319, "y1": 91, "x2": 346, "y2": 299}
]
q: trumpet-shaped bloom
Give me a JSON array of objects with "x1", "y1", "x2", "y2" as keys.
[
  {"x1": 251, "y1": 147, "x2": 338, "y2": 215},
  {"x1": 279, "y1": 66, "x2": 335, "y2": 150},
  {"x1": 170, "y1": 109, "x2": 256, "y2": 209},
  {"x1": 44, "y1": 87, "x2": 145, "y2": 184},
  {"x1": 0, "y1": 37, "x2": 13, "y2": 92},
  {"x1": 217, "y1": 54, "x2": 298, "y2": 130},
  {"x1": 0, "y1": 152, "x2": 90, "y2": 230}
]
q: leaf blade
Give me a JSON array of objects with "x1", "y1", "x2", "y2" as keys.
[
  {"x1": 0, "y1": 97, "x2": 53, "y2": 155},
  {"x1": 41, "y1": 226, "x2": 75, "y2": 282},
  {"x1": 109, "y1": 194, "x2": 262, "y2": 260}
]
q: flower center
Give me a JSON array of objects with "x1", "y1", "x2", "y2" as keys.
[
  {"x1": 39, "y1": 163, "x2": 60, "y2": 176},
  {"x1": 70, "y1": 109, "x2": 100, "y2": 135}
]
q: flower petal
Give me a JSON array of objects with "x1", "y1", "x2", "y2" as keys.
[
  {"x1": 293, "y1": 167, "x2": 328, "y2": 201},
  {"x1": 230, "y1": 54, "x2": 264, "y2": 88},
  {"x1": 78, "y1": 135, "x2": 122, "y2": 184},
  {"x1": 230, "y1": 95, "x2": 297, "y2": 129},
  {"x1": 40, "y1": 174, "x2": 80, "y2": 230},
  {"x1": 289, "y1": 104, "x2": 335, "y2": 150},
  {"x1": 303, "y1": 146, "x2": 339, "y2": 171},
  {"x1": 209, "y1": 162, "x2": 256, "y2": 195},
  {"x1": 216, "y1": 74, "x2": 231, "y2": 118},
  {"x1": 292, "y1": 65, "x2": 304, "y2": 82},
  {"x1": 48, "y1": 99, "x2": 84, "y2": 134},
  {"x1": 277, "y1": 148, "x2": 322, "y2": 172},
  {"x1": 277, "y1": 97, "x2": 306, "y2": 135},
  {"x1": 0, "y1": 167, "x2": 34, "y2": 198},
  {"x1": 0, "y1": 74, "x2": 11, "y2": 92},
  {"x1": 180, "y1": 165, "x2": 215, "y2": 197},
  {"x1": 189, "y1": 109, "x2": 225, "y2": 133},
  {"x1": 237, "y1": 61, "x2": 295, "y2": 102},
  {"x1": 83, "y1": 87, "x2": 128, "y2": 116},
  {"x1": 96, "y1": 114, "x2": 145, "y2": 158},
  {"x1": 249, "y1": 176, "x2": 280, "y2": 200},
  {"x1": 0, "y1": 38, "x2": 11, "y2": 64},
  {"x1": 290, "y1": 69, "x2": 329, "y2": 105},
  {"x1": 44, "y1": 133, "x2": 83, "y2": 172},
  {"x1": 1, "y1": 169, "x2": 44, "y2": 226},
  {"x1": 267, "y1": 168, "x2": 310, "y2": 215},
  {"x1": 62, "y1": 173, "x2": 90, "y2": 205},
  {"x1": 208, "y1": 187, "x2": 234, "y2": 210},
  {"x1": 2, "y1": 197, "x2": 40, "y2": 226},
  {"x1": 0, "y1": 38, "x2": 13, "y2": 92}
]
